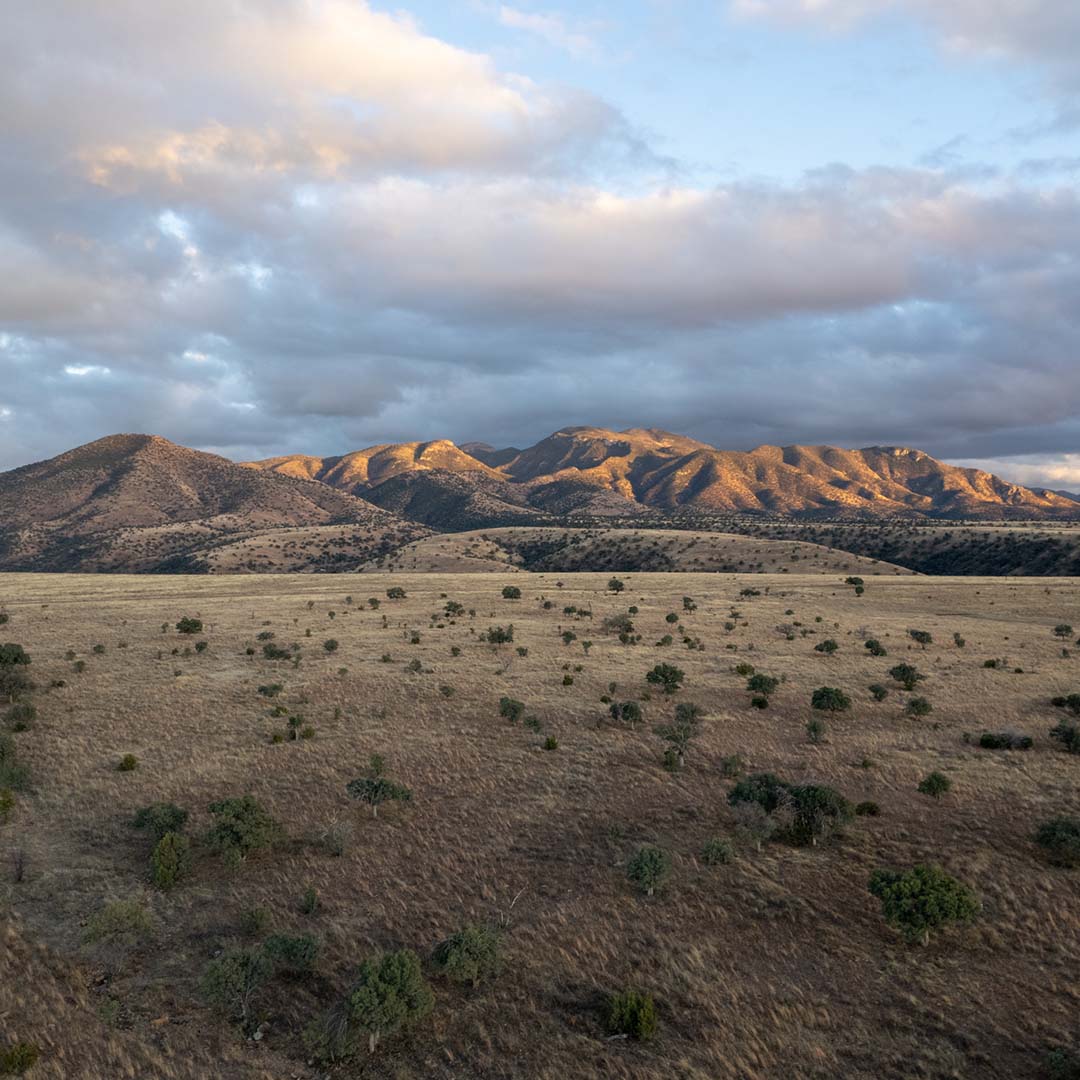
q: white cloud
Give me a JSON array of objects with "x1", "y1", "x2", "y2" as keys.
[
  {"x1": 498, "y1": 6, "x2": 598, "y2": 58},
  {"x1": 63, "y1": 365, "x2": 111, "y2": 377}
]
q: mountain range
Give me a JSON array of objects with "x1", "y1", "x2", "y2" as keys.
[{"x1": 0, "y1": 426, "x2": 1075, "y2": 572}]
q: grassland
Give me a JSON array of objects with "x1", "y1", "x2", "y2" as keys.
[{"x1": 2, "y1": 571, "x2": 1079, "y2": 1079}]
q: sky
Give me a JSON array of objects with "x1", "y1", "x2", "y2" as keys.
[{"x1": 1, "y1": 1, "x2": 1079, "y2": 487}]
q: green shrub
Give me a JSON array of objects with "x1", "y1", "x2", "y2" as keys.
[
  {"x1": 117, "y1": 754, "x2": 138, "y2": 772},
  {"x1": 432, "y1": 924, "x2": 502, "y2": 986},
  {"x1": 701, "y1": 837, "x2": 734, "y2": 865},
  {"x1": 543, "y1": 735, "x2": 558, "y2": 750},
  {"x1": 806, "y1": 717, "x2": 826, "y2": 743},
  {"x1": 1051, "y1": 694, "x2": 1080, "y2": 715},
  {"x1": 150, "y1": 831, "x2": 191, "y2": 889},
  {"x1": 746, "y1": 673, "x2": 779, "y2": 696},
  {"x1": 605, "y1": 989, "x2": 657, "y2": 1041},
  {"x1": 1050, "y1": 722, "x2": 1080, "y2": 753},
  {"x1": 607, "y1": 577, "x2": 625, "y2": 593},
  {"x1": 609, "y1": 701, "x2": 642, "y2": 726},
  {"x1": 646, "y1": 663, "x2": 685, "y2": 694},
  {"x1": 814, "y1": 639, "x2": 839, "y2": 655},
  {"x1": 501, "y1": 585, "x2": 522, "y2": 600},
  {"x1": 200, "y1": 947, "x2": 272, "y2": 1027},
  {"x1": 264, "y1": 933, "x2": 319, "y2": 975},
  {"x1": 3, "y1": 702, "x2": 35, "y2": 732},
  {"x1": 131, "y1": 802, "x2": 188, "y2": 840},
  {"x1": 331, "y1": 949, "x2": 435, "y2": 1056},
  {"x1": 1035, "y1": 817, "x2": 1080, "y2": 868},
  {"x1": 0, "y1": 1043, "x2": 40, "y2": 1075},
  {"x1": 346, "y1": 755, "x2": 411, "y2": 818},
  {"x1": 485, "y1": 625, "x2": 514, "y2": 645},
  {"x1": 0, "y1": 788, "x2": 14, "y2": 824},
  {"x1": 323, "y1": 639, "x2": 339, "y2": 653},
  {"x1": 175, "y1": 617, "x2": 202, "y2": 634},
  {"x1": 864, "y1": 639, "x2": 887, "y2": 656},
  {"x1": 810, "y1": 686, "x2": 850, "y2": 712},
  {"x1": 906, "y1": 697, "x2": 932, "y2": 717},
  {"x1": 205, "y1": 796, "x2": 281, "y2": 861},
  {"x1": 240, "y1": 907, "x2": 270, "y2": 937},
  {"x1": 908, "y1": 630, "x2": 932, "y2": 649},
  {"x1": 729, "y1": 772, "x2": 787, "y2": 814},
  {"x1": 0, "y1": 734, "x2": 30, "y2": 791},
  {"x1": 918, "y1": 771, "x2": 951, "y2": 798},
  {"x1": 868, "y1": 684, "x2": 889, "y2": 702},
  {"x1": 868, "y1": 864, "x2": 979, "y2": 944},
  {"x1": 386, "y1": 587, "x2": 407, "y2": 599},
  {"x1": 978, "y1": 732, "x2": 1032, "y2": 750},
  {"x1": 855, "y1": 801, "x2": 881, "y2": 817},
  {"x1": 626, "y1": 845, "x2": 670, "y2": 896},
  {"x1": 83, "y1": 899, "x2": 153, "y2": 949},
  {"x1": 889, "y1": 663, "x2": 923, "y2": 691},
  {"x1": 655, "y1": 702, "x2": 700, "y2": 769}
]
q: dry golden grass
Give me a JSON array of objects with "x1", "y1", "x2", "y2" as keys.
[{"x1": 2, "y1": 570, "x2": 1079, "y2": 1079}]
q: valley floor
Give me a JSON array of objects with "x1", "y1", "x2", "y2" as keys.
[{"x1": 2, "y1": 571, "x2": 1079, "y2": 1078}]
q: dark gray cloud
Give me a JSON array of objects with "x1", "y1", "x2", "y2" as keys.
[{"x1": 1, "y1": 2, "x2": 1079, "y2": 487}]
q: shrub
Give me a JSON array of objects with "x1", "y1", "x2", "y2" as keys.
[
  {"x1": 262, "y1": 643, "x2": 291, "y2": 660},
  {"x1": 605, "y1": 990, "x2": 657, "y2": 1041},
  {"x1": 175, "y1": 617, "x2": 202, "y2": 634},
  {"x1": 918, "y1": 771, "x2": 951, "y2": 798},
  {"x1": 1050, "y1": 722, "x2": 1080, "y2": 753},
  {"x1": 386, "y1": 587, "x2": 407, "y2": 599},
  {"x1": 729, "y1": 772, "x2": 787, "y2": 814},
  {"x1": 978, "y1": 732, "x2": 1033, "y2": 750},
  {"x1": 264, "y1": 933, "x2": 319, "y2": 975},
  {"x1": 1052, "y1": 694, "x2": 1080, "y2": 715},
  {"x1": 200, "y1": 946, "x2": 272, "y2": 1028},
  {"x1": 3, "y1": 702, "x2": 35, "y2": 732},
  {"x1": 906, "y1": 697, "x2": 933, "y2": 717},
  {"x1": 117, "y1": 754, "x2": 138, "y2": 772},
  {"x1": 868, "y1": 864, "x2": 979, "y2": 944},
  {"x1": 810, "y1": 686, "x2": 850, "y2": 712},
  {"x1": 83, "y1": 899, "x2": 153, "y2": 951},
  {"x1": 806, "y1": 717, "x2": 826, "y2": 743},
  {"x1": 869, "y1": 683, "x2": 889, "y2": 702},
  {"x1": 1045, "y1": 1049, "x2": 1080, "y2": 1080},
  {"x1": 908, "y1": 630, "x2": 932, "y2": 649},
  {"x1": 607, "y1": 577, "x2": 625, "y2": 593},
  {"x1": 500, "y1": 585, "x2": 522, "y2": 600},
  {"x1": 701, "y1": 837, "x2": 734, "y2": 865},
  {"x1": 132, "y1": 802, "x2": 188, "y2": 841},
  {"x1": 240, "y1": 907, "x2": 270, "y2": 937},
  {"x1": 746, "y1": 673, "x2": 779, "y2": 696},
  {"x1": 609, "y1": 701, "x2": 642, "y2": 727},
  {"x1": 0, "y1": 1043, "x2": 40, "y2": 1075},
  {"x1": 864, "y1": 639, "x2": 887, "y2": 657},
  {"x1": 626, "y1": 845, "x2": 670, "y2": 896},
  {"x1": 1035, "y1": 817, "x2": 1080, "y2": 868},
  {"x1": 1053, "y1": 624, "x2": 1074, "y2": 640},
  {"x1": 485, "y1": 625, "x2": 514, "y2": 645},
  {"x1": 543, "y1": 735, "x2": 559, "y2": 750},
  {"x1": 845, "y1": 576, "x2": 864, "y2": 586},
  {"x1": 499, "y1": 697, "x2": 525, "y2": 723},
  {"x1": 0, "y1": 788, "x2": 14, "y2": 824},
  {"x1": 0, "y1": 735, "x2": 30, "y2": 792},
  {"x1": 150, "y1": 831, "x2": 191, "y2": 889},
  {"x1": 206, "y1": 796, "x2": 281, "y2": 862},
  {"x1": 814, "y1": 639, "x2": 839, "y2": 655},
  {"x1": 889, "y1": 663, "x2": 923, "y2": 691},
  {"x1": 646, "y1": 663, "x2": 685, "y2": 694},
  {"x1": 433, "y1": 925, "x2": 501, "y2": 986},
  {"x1": 336, "y1": 949, "x2": 435, "y2": 1055},
  {"x1": 346, "y1": 756, "x2": 412, "y2": 818},
  {"x1": 323, "y1": 639, "x2": 339, "y2": 653},
  {"x1": 855, "y1": 801, "x2": 881, "y2": 817}
]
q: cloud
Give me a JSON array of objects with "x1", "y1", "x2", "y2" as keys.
[
  {"x1": 731, "y1": 1, "x2": 1080, "y2": 90},
  {"x1": 497, "y1": 6, "x2": 598, "y2": 58},
  {"x1": 0, "y1": 1, "x2": 1077, "y2": 479}
]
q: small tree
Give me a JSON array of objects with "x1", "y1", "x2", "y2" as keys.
[
  {"x1": 626, "y1": 845, "x2": 670, "y2": 896},
  {"x1": 868, "y1": 864, "x2": 979, "y2": 944},
  {"x1": 432, "y1": 925, "x2": 501, "y2": 986},
  {"x1": 609, "y1": 700, "x2": 642, "y2": 727},
  {"x1": 150, "y1": 831, "x2": 191, "y2": 890},
  {"x1": 200, "y1": 947, "x2": 272, "y2": 1028},
  {"x1": 655, "y1": 702, "x2": 701, "y2": 769},
  {"x1": 889, "y1": 663, "x2": 923, "y2": 691},
  {"x1": 814, "y1": 639, "x2": 839, "y2": 655},
  {"x1": 746, "y1": 673, "x2": 779, "y2": 696},
  {"x1": 906, "y1": 697, "x2": 933, "y2": 717},
  {"x1": 175, "y1": 617, "x2": 203, "y2": 634},
  {"x1": 908, "y1": 630, "x2": 932, "y2": 649},
  {"x1": 918, "y1": 771, "x2": 951, "y2": 798},
  {"x1": 811, "y1": 686, "x2": 850, "y2": 712},
  {"x1": 606, "y1": 990, "x2": 657, "y2": 1040},
  {"x1": 1053, "y1": 624, "x2": 1074, "y2": 640},
  {"x1": 1035, "y1": 817, "x2": 1080, "y2": 868},
  {"x1": 646, "y1": 663, "x2": 685, "y2": 695},
  {"x1": 499, "y1": 696, "x2": 526, "y2": 724},
  {"x1": 386, "y1": 587, "x2": 407, "y2": 599},
  {"x1": 346, "y1": 755, "x2": 412, "y2": 818},
  {"x1": 343, "y1": 949, "x2": 434, "y2": 1054},
  {"x1": 864, "y1": 639, "x2": 887, "y2": 657},
  {"x1": 501, "y1": 585, "x2": 522, "y2": 600},
  {"x1": 132, "y1": 802, "x2": 188, "y2": 842},
  {"x1": 206, "y1": 796, "x2": 281, "y2": 863},
  {"x1": 607, "y1": 577, "x2": 625, "y2": 593},
  {"x1": 323, "y1": 639, "x2": 339, "y2": 653}
]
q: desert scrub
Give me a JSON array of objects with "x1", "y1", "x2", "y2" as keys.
[
  {"x1": 868, "y1": 864, "x2": 979, "y2": 944},
  {"x1": 150, "y1": 831, "x2": 191, "y2": 889},
  {"x1": 432, "y1": 924, "x2": 502, "y2": 986},
  {"x1": 626, "y1": 845, "x2": 670, "y2": 896},
  {"x1": 132, "y1": 802, "x2": 188, "y2": 841},
  {"x1": 605, "y1": 990, "x2": 657, "y2": 1040},
  {"x1": 205, "y1": 796, "x2": 281, "y2": 863},
  {"x1": 1035, "y1": 818, "x2": 1080, "y2": 867}
]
